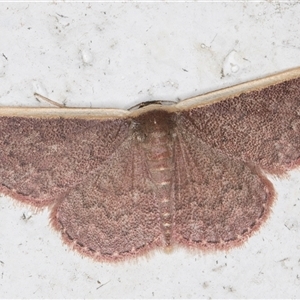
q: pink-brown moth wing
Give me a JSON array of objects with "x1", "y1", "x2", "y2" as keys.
[
  {"x1": 0, "y1": 111, "x2": 163, "y2": 261},
  {"x1": 173, "y1": 68, "x2": 300, "y2": 248},
  {"x1": 0, "y1": 116, "x2": 131, "y2": 206},
  {"x1": 173, "y1": 127, "x2": 274, "y2": 249},
  {"x1": 177, "y1": 72, "x2": 300, "y2": 174},
  {"x1": 52, "y1": 134, "x2": 163, "y2": 261}
]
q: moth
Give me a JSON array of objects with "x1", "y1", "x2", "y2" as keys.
[{"x1": 1, "y1": 68, "x2": 300, "y2": 262}]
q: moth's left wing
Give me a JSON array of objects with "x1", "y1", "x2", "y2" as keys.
[
  {"x1": 0, "y1": 111, "x2": 130, "y2": 206},
  {"x1": 51, "y1": 135, "x2": 163, "y2": 262}
]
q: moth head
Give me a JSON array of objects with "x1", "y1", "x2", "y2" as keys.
[{"x1": 132, "y1": 109, "x2": 175, "y2": 143}]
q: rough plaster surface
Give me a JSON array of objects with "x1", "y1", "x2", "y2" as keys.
[{"x1": 0, "y1": 2, "x2": 300, "y2": 299}]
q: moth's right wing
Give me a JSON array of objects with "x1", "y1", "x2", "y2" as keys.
[
  {"x1": 172, "y1": 117, "x2": 275, "y2": 250},
  {"x1": 176, "y1": 68, "x2": 300, "y2": 175}
]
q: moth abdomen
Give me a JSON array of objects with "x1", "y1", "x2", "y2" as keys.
[{"x1": 135, "y1": 110, "x2": 176, "y2": 246}]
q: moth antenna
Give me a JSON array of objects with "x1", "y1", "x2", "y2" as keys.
[{"x1": 34, "y1": 93, "x2": 65, "y2": 108}]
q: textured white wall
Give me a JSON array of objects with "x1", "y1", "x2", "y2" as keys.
[{"x1": 0, "y1": 2, "x2": 300, "y2": 298}]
